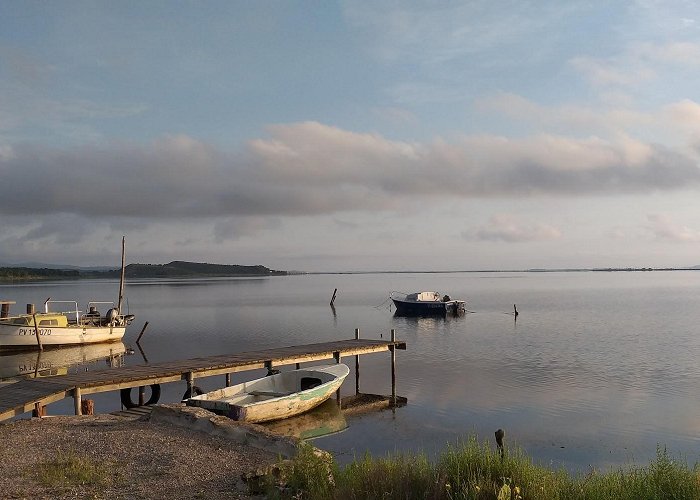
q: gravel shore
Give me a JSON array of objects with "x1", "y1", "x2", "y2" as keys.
[{"x1": 0, "y1": 414, "x2": 279, "y2": 499}]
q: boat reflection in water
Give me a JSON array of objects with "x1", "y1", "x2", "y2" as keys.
[
  {"x1": 261, "y1": 399, "x2": 347, "y2": 440},
  {"x1": 0, "y1": 341, "x2": 127, "y2": 381}
]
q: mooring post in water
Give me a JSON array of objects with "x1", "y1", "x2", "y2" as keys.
[
  {"x1": 330, "y1": 288, "x2": 337, "y2": 306},
  {"x1": 33, "y1": 350, "x2": 42, "y2": 378},
  {"x1": 495, "y1": 428, "x2": 505, "y2": 460},
  {"x1": 514, "y1": 304, "x2": 518, "y2": 319},
  {"x1": 390, "y1": 328, "x2": 397, "y2": 407},
  {"x1": 73, "y1": 387, "x2": 82, "y2": 416},
  {"x1": 225, "y1": 373, "x2": 231, "y2": 387},
  {"x1": 31, "y1": 313, "x2": 43, "y2": 351},
  {"x1": 295, "y1": 363, "x2": 300, "y2": 369},
  {"x1": 136, "y1": 321, "x2": 149, "y2": 343},
  {"x1": 138, "y1": 386, "x2": 146, "y2": 406},
  {"x1": 354, "y1": 328, "x2": 360, "y2": 395}
]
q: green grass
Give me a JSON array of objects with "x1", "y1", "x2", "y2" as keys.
[
  {"x1": 34, "y1": 450, "x2": 111, "y2": 488},
  {"x1": 263, "y1": 439, "x2": 700, "y2": 500}
]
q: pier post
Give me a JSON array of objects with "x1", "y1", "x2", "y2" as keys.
[
  {"x1": 225, "y1": 373, "x2": 231, "y2": 387},
  {"x1": 81, "y1": 399, "x2": 94, "y2": 415},
  {"x1": 0, "y1": 302, "x2": 12, "y2": 319},
  {"x1": 73, "y1": 387, "x2": 82, "y2": 416},
  {"x1": 32, "y1": 402, "x2": 46, "y2": 418},
  {"x1": 138, "y1": 386, "x2": 146, "y2": 406},
  {"x1": 390, "y1": 329, "x2": 396, "y2": 407},
  {"x1": 355, "y1": 328, "x2": 360, "y2": 395},
  {"x1": 334, "y1": 351, "x2": 341, "y2": 406},
  {"x1": 186, "y1": 372, "x2": 195, "y2": 396}
]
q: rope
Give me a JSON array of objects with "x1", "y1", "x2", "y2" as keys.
[{"x1": 373, "y1": 296, "x2": 393, "y2": 310}]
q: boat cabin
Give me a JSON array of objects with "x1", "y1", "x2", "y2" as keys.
[{"x1": 406, "y1": 292, "x2": 442, "y2": 302}]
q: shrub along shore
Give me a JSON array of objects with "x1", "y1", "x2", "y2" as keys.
[{"x1": 265, "y1": 437, "x2": 700, "y2": 499}]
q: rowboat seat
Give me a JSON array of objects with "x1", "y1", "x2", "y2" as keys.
[{"x1": 248, "y1": 390, "x2": 294, "y2": 397}]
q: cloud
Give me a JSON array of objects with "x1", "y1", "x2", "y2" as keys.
[
  {"x1": 213, "y1": 216, "x2": 281, "y2": 243},
  {"x1": 570, "y1": 41, "x2": 700, "y2": 89},
  {"x1": 1, "y1": 123, "x2": 699, "y2": 222},
  {"x1": 569, "y1": 56, "x2": 655, "y2": 87},
  {"x1": 476, "y1": 92, "x2": 652, "y2": 134},
  {"x1": 646, "y1": 214, "x2": 700, "y2": 242},
  {"x1": 633, "y1": 41, "x2": 700, "y2": 65},
  {"x1": 343, "y1": 1, "x2": 579, "y2": 64},
  {"x1": 468, "y1": 214, "x2": 561, "y2": 243}
]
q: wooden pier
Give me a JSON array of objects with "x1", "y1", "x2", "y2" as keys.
[{"x1": 0, "y1": 337, "x2": 406, "y2": 422}]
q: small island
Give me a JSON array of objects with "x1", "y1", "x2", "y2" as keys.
[{"x1": 0, "y1": 261, "x2": 287, "y2": 282}]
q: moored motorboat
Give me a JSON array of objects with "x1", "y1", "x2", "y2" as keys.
[
  {"x1": 391, "y1": 291, "x2": 466, "y2": 316},
  {"x1": 0, "y1": 237, "x2": 135, "y2": 350},
  {"x1": 0, "y1": 301, "x2": 133, "y2": 350},
  {"x1": 186, "y1": 364, "x2": 350, "y2": 423}
]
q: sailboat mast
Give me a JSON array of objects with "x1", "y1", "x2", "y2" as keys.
[{"x1": 117, "y1": 236, "x2": 126, "y2": 314}]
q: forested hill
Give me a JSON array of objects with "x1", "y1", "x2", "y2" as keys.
[
  {"x1": 113, "y1": 261, "x2": 285, "y2": 278},
  {"x1": 0, "y1": 267, "x2": 80, "y2": 280},
  {"x1": 0, "y1": 261, "x2": 285, "y2": 281}
]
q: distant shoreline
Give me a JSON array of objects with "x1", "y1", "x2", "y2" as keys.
[
  {"x1": 1, "y1": 264, "x2": 698, "y2": 282},
  {"x1": 0, "y1": 261, "x2": 286, "y2": 282},
  {"x1": 309, "y1": 267, "x2": 700, "y2": 275}
]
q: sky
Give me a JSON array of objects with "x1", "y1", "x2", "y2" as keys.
[{"x1": 2, "y1": 1, "x2": 700, "y2": 272}]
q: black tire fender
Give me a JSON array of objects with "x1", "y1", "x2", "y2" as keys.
[{"x1": 120, "y1": 384, "x2": 161, "y2": 408}]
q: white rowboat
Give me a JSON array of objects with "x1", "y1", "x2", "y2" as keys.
[{"x1": 186, "y1": 364, "x2": 350, "y2": 423}]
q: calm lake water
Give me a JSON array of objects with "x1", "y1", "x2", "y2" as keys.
[{"x1": 2, "y1": 271, "x2": 700, "y2": 472}]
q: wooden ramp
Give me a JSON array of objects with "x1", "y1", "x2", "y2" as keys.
[{"x1": 0, "y1": 338, "x2": 406, "y2": 422}]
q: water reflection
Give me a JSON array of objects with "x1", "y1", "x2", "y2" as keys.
[
  {"x1": 262, "y1": 399, "x2": 347, "y2": 440},
  {"x1": 0, "y1": 342, "x2": 127, "y2": 381}
]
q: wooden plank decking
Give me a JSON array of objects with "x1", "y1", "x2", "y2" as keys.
[{"x1": 0, "y1": 338, "x2": 406, "y2": 422}]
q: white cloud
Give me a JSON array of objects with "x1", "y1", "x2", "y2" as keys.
[
  {"x1": 646, "y1": 214, "x2": 700, "y2": 242},
  {"x1": 468, "y1": 214, "x2": 561, "y2": 243},
  {"x1": 569, "y1": 56, "x2": 655, "y2": 87},
  {"x1": 476, "y1": 92, "x2": 652, "y2": 135}
]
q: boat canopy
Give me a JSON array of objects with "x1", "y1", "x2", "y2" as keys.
[{"x1": 406, "y1": 292, "x2": 441, "y2": 302}]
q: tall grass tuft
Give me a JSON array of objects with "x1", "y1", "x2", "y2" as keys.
[
  {"x1": 34, "y1": 450, "x2": 111, "y2": 488},
  {"x1": 265, "y1": 438, "x2": 700, "y2": 500}
]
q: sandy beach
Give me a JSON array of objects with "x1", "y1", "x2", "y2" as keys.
[{"x1": 0, "y1": 414, "x2": 278, "y2": 499}]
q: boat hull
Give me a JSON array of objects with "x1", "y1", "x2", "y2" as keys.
[
  {"x1": 186, "y1": 364, "x2": 350, "y2": 423},
  {"x1": 392, "y1": 298, "x2": 465, "y2": 316},
  {"x1": 0, "y1": 323, "x2": 126, "y2": 349}
]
